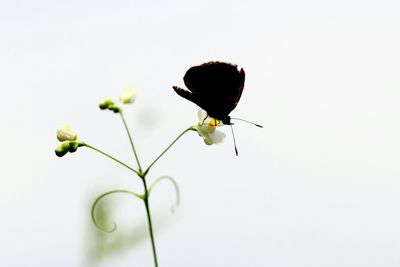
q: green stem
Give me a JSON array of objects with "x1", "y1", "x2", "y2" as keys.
[
  {"x1": 82, "y1": 143, "x2": 139, "y2": 175},
  {"x1": 143, "y1": 178, "x2": 158, "y2": 267},
  {"x1": 144, "y1": 126, "x2": 195, "y2": 175},
  {"x1": 139, "y1": 127, "x2": 195, "y2": 266},
  {"x1": 120, "y1": 111, "x2": 142, "y2": 172},
  {"x1": 84, "y1": 125, "x2": 195, "y2": 266}
]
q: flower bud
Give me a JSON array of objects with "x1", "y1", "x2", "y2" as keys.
[
  {"x1": 57, "y1": 125, "x2": 77, "y2": 142},
  {"x1": 55, "y1": 141, "x2": 71, "y2": 157},
  {"x1": 110, "y1": 106, "x2": 121, "y2": 113},
  {"x1": 119, "y1": 88, "x2": 136, "y2": 104},
  {"x1": 68, "y1": 141, "x2": 79, "y2": 153},
  {"x1": 99, "y1": 99, "x2": 115, "y2": 110}
]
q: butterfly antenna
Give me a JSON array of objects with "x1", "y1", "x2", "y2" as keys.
[
  {"x1": 230, "y1": 125, "x2": 239, "y2": 156},
  {"x1": 231, "y1": 117, "x2": 263, "y2": 128}
]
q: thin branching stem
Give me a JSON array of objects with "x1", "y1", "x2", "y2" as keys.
[
  {"x1": 120, "y1": 111, "x2": 142, "y2": 172},
  {"x1": 84, "y1": 122, "x2": 196, "y2": 267},
  {"x1": 83, "y1": 143, "x2": 139, "y2": 175},
  {"x1": 144, "y1": 126, "x2": 196, "y2": 175}
]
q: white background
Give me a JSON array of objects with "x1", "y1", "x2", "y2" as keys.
[{"x1": 1, "y1": 0, "x2": 400, "y2": 266}]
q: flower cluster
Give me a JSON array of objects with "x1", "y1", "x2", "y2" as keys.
[
  {"x1": 99, "y1": 88, "x2": 136, "y2": 113},
  {"x1": 55, "y1": 125, "x2": 83, "y2": 157},
  {"x1": 99, "y1": 99, "x2": 120, "y2": 113}
]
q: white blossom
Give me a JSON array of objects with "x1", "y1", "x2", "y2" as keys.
[{"x1": 194, "y1": 109, "x2": 225, "y2": 145}]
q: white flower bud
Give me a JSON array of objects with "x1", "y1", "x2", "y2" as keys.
[
  {"x1": 56, "y1": 125, "x2": 77, "y2": 142},
  {"x1": 119, "y1": 88, "x2": 136, "y2": 104}
]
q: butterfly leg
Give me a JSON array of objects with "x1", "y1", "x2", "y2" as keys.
[{"x1": 200, "y1": 115, "x2": 208, "y2": 126}]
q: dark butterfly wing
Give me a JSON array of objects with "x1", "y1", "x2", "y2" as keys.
[
  {"x1": 172, "y1": 85, "x2": 201, "y2": 106},
  {"x1": 183, "y1": 62, "x2": 245, "y2": 118}
]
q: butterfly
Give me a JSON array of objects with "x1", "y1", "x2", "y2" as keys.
[
  {"x1": 172, "y1": 61, "x2": 245, "y2": 125},
  {"x1": 173, "y1": 61, "x2": 262, "y2": 155}
]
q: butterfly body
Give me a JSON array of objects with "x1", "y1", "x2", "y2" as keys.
[{"x1": 173, "y1": 61, "x2": 245, "y2": 125}]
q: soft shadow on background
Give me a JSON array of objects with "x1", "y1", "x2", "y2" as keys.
[{"x1": 1, "y1": 0, "x2": 400, "y2": 266}]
